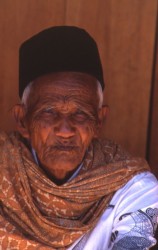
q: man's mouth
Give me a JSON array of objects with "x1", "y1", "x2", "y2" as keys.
[
  {"x1": 54, "y1": 145, "x2": 77, "y2": 151},
  {"x1": 46, "y1": 144, "x2": 79, "y2": 154},
  {"x1": 42, "y1": 144, "x2": 83, "y2": 163}
]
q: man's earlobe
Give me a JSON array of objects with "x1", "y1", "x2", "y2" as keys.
[
  {"x1": 98, "y1": 105, "x2": 109, "y2": 126},
  {"x1": 12, "y1": 104, "x2": 30, "y2": 139},
  {"x1": 93, "y1": 105, "x2": 109, "y2": 139}
]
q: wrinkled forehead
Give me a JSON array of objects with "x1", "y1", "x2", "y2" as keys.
[{"x1": 29, "y1": 72, "x2": 100, "y2": 104}]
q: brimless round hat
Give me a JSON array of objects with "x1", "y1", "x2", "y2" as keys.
[{"x1": 19, "y1": 26, "x2": 104, "y2": 97}]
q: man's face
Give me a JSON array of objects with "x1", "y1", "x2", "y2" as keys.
[{"x1": 22, "y1": 72, "x2": 103, "y2": 181}]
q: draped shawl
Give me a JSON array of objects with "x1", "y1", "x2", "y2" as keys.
[{"x1": 0, "y1": 132, "x2": 150, "y2": 249}]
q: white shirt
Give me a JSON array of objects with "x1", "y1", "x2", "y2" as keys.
[{"x1": 68, "y1": 172, "x2": 158, "y2": 250}]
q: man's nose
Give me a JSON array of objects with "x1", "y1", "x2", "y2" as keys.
[{"x1": 54, "y1": 118, "x2": 75, "y2": 138}]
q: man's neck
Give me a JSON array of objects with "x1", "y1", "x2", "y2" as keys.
[{"x1": 31, "y1": 148, "x2": 83, "y2": 185}]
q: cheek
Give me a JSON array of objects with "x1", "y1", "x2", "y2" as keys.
[
  {"x1": 29, "y1": 121, "x2": 51, "y2": 150},
  {"x1": 79, "y1": 122, "x2": 97, "y2": 146}
]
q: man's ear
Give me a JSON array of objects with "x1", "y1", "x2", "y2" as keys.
[
  {"x1": 93, "y1": 105, "x2": 109, "y2": 139},
  {"x1": 12, "y1": 104, "x2": 30, "y2": 139},
  {"x1": 98, "y1": 105, "x2": 109, "y2": 127}
]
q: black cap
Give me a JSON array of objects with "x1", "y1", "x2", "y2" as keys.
[{"x1": 19, "y1": 26, "x2": 104, "y2": 97}]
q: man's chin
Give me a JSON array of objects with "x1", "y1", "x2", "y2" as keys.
[{"x1": 41, "y1": 155, "x2": 83, "y2": 172}]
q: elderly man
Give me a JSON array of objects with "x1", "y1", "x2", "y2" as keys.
[{"x1": 0, "y1": 26, "x2": 158, "y2": 249}]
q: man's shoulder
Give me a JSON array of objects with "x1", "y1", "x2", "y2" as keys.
[
  {"x1": 0, "y1": 131, "x2": 22, "y2": 147},
  {"x1": 93, "y1": 137, "x2": 131, "y2": 164},
  {"x1": 0, "y1": 130, "x2": 9, "y2": 143},
  {"x1": 92, "y1": 138, "x2": 151, "y2": 175},
  {"x1": 0, "y1": 131, "x2": 28, "y2": 163}
]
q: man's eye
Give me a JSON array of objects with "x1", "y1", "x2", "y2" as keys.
[
  {"x1": 72, "y1": 111, "x2": 88, "y2": 121},
  {"x1": 41, "y1": 108, "x2": 58, "y2": 116}
]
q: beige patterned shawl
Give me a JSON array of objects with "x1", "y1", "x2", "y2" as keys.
[{"x1": 0, "y1": 132, "x2": 149, "y2": 249}]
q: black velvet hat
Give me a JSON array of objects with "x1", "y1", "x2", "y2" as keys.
[{"x1": 19, "y1": 26, "x2": 104, "y2": 97}]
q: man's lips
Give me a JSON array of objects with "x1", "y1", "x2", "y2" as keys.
[
  {"x1": 53, "y1": 145, "x2": 78, "y2": 151},
  {"x1": 46, "y1": 144, "x2": 79, "y2": 153}
]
